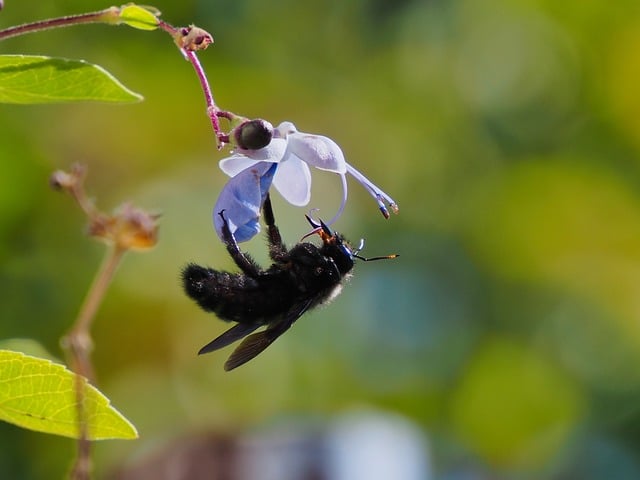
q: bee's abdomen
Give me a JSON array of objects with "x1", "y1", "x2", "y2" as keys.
[{"x1": 181, "y1": 263, "x2": 292, "y2": 323}]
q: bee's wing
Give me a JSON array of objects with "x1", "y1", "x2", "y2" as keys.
[
  {"x1": 198, "y1": 323, "x2": 261, "y2": 355},
  {"x1": 224, "y1": 298, "x2": 315, "y2": 371}
]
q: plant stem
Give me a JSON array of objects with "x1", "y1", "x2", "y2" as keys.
[
  {"x1": 0, "y1": 10, "x2": 226, "y2": 147},
  {"x1": 64, "y1": 243, "x2": 126, "y2": 380},
  {"x1": 0, "y1": 8, "x2": 118, "y2": 42},
  {"x1": 63, "y1": 244, "x2": 127, "y2": 480},
  {"x1": 157, "y1": 20, "x2": 224, "y2": 148},
  {"x1": 67, "y1": 245, "x2": 126, "y2": 363},
  {"x1": 184, "y1": 49, "x2": 223, "y2": 147}
]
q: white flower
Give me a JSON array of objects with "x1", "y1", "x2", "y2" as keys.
[{"x1": 214, "y1": 121, "x2": 398, "y2": 242}]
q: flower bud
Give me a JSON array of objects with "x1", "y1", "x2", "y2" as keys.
[
  {"x1": 49, "y1": 164, "x2": 86, "y2": 192},
  {"x1": 88, "y1": 204, "x2": 159, "y2": 251},
  {"x1": 233, "y1": 119, "x2": 273, "y2": 151},
  {"x1": 177, "y1": 26, "x2": 213, "y2": 51}
]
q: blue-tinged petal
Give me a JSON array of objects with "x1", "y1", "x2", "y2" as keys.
[
  {"x1": 213, "y1": 163, "x2": 277, "y2": 242},
  {"x1": 287, "y1": 132, "x2": 347, "y2": 174},
  {"x1": 272, "y1": 155, "x2": 312, "y2": 206}
]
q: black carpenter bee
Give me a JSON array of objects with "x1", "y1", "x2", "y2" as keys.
[{"x1": 182, "y1": 193, "x2": 397, "y2": 371}]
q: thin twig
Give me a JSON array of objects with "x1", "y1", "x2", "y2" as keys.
[
  {"x1": 0, "y1": 8, "x2": 119, "y2": 41},
  {"x1": 63, "y1": 244, "x2": 126, "y2": 381},
  {"x1": 157, "y1": 20, "x2": 224, "y2": 148},
  {"x1": 53, "y1": 165, "x2": 158, "y2": 480},
  {"x1": 184, "y1": 49, "x2": 223, "y2": 146},
  {"x1": 62, "y1": 245, "x2": 126, "y2": 480}
]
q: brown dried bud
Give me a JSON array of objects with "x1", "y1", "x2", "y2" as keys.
[
  {"x1": 88, "y1": 204, "x2": 159, "y2": 251},
  {"x1": 49, "y1": 164, "x2": 87, "y2": 192},
  {"x1": 176, "y1": 26, "x2": 214, "y2": 51}
]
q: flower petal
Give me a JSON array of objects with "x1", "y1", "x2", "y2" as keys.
[
  {"x1": 235, "y1": 137, "x2": 287, "y2": 161},
  {"x1": 219, "y1": 156, "x2": 261, "y2": 177},
  {"x1": 274, "y1": 121, "x2": 297, "y2": 138},
  {"x1": 272, "y1": 155, "x2": 312, "y2": 206},
  {"x1": 288, "y1": 132, "x2": 347, "y2": 174},
  {"x1": 213, "y1": 163, "x2": 277, "y2": 242}
]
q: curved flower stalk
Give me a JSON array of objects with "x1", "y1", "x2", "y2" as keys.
[{"x1": 215, "y1": 121, "x2": 398, "y2": 242}]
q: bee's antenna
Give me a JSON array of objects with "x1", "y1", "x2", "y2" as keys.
[
  {"x1": 351, "y1": 239, "x2": 399, "y2": 262},
  {"x1": 353, "y1": 253, "x2": 399, "y2": 262}
]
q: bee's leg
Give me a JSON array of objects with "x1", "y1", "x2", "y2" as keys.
[
  {"x1": 218, "y1": 210, "x2": 262, "y2": 277},
  {"x1": 262, "y1": 193, "x2": 289, "y2": 263}
]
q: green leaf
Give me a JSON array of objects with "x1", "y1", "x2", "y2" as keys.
[
  {"x1": 0, "y1": 350, "x2": 138, "y2": 440},
  {"x1": 118, "y1": 4, "x2": 160, "y2": 31},
  {"x1": 0, "y1": 55, "x2": 143, "y2": 104}
]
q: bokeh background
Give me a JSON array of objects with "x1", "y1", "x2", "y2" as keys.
[{"x1": 2, "y1": 0, "x2": 640, "y2": 478}]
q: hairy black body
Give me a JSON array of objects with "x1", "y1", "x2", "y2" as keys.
[{"x1": 182, "y1": 194, "x2": 396, "y2": 371}]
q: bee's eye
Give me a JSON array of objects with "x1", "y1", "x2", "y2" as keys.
[{"x1": 339, "y1": 244, "x2": 353, "y2": 258}]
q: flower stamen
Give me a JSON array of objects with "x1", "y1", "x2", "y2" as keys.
[{"x1": 346, "y1": 163, "x2": 398, "y2": 219}]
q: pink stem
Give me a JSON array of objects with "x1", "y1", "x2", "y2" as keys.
[{"x1": 183, "y1": 49, "x2": 224, "y2": 148}]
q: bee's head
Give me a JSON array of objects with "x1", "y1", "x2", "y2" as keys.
[
  {"x1": 304, "y1": 214, "x2": 399, "y2": 267},
  {"x1": 304, "y1": 215, "x2": 355, "y2": 274}
]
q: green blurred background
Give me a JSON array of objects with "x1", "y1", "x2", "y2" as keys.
[{"x1": 2, "y1": 0, "x2": 640, "y2": 478}]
